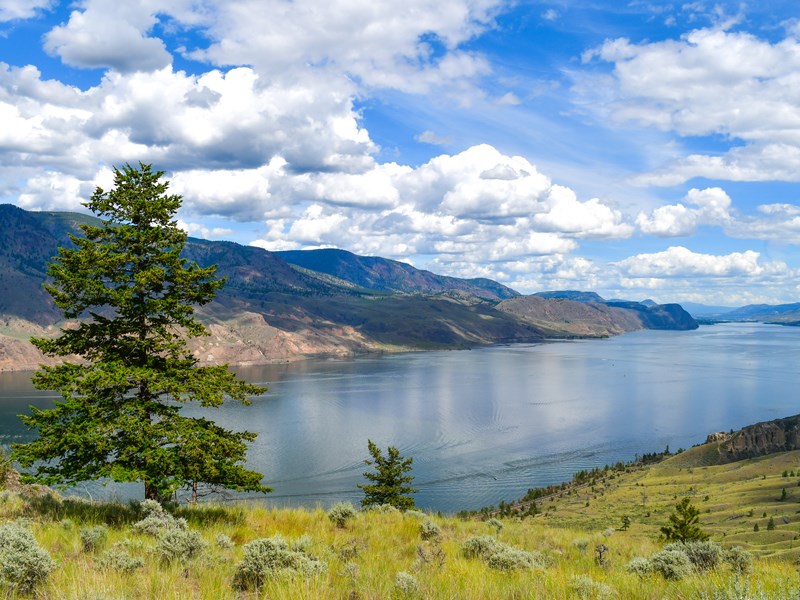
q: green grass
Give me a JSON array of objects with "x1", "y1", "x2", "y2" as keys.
[{"x1": 3, "y1": 451, "x2": 800, "y2": 598}]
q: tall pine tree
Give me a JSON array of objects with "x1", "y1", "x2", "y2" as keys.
[{"x1": 13, "y1": 163, "x2": 269, "y2": 502}]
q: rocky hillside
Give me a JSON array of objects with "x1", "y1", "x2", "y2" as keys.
[
  {"x1": 695, "y1": 415, "x2": 800, "y2": 465},
  {"x1": 0, "y1": 205, "x2": 697, "y2": 370}
]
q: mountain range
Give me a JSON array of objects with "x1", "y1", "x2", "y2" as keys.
[{"x1": 0, "y1": 204, "x2": 701, "y2": 370}]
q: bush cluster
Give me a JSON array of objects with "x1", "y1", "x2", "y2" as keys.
[
  {"x1": 97, "y1": 547, "x2": 144, "y2": 573},
  {"x1": 0, "y1": 521, "x2": 57, "y2": 592},
  {"x1": 133, "y1": 499, "x2": 187, "y2": 536},
  {"x1": 80, "y1": 524, "x2": 109, "y2": 552},
  {"x1": 461, "y1": 535, "x2": 543, "y2": 571},
  {"x1": 232, "y1": 534, "x2": 325, "y2": 590},
  {"x1": 394, "y1": 571, "x2": 421, "y2": 599},
  {"x1": 327, "y1": 502, "x2": 357, "y2": 528},
  {"x1": 419, "y1": 519, "x2": 441, "y2": 541},
  {"x1": 570, "y1": 574, "x2": 615, "y2": 599},
  {"x1": 627, "y1": 541, "x2": 753, "y2": 581}
]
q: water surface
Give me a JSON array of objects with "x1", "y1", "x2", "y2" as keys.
[{"x1": 1, "y1": 323, "x2": 798, "y2": 512}]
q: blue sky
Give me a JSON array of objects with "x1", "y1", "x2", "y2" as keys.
[{"x1": 2, "y1": 0, "x2": 800, "y2": 305}]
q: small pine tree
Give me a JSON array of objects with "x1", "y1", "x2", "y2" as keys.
[
  {"x1": 660, "y1": 497, "x2": 709, "y2": 543},
  {"x1": 621, "y1": 515, "x2": 631, "y2": 531},
  {"x1": 753, "y1": 523, "x2": 759, "y2": 532},
  {"x1": 358, "y1": 439, "x2": 417, "y2": 510},
  {"x1": 767, "y1": 516, "x2": 776, "y2": 531}
]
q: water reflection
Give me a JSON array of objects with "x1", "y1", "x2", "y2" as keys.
[{"x1": 1, "y1": 323, "x2": 799, "y2": 512}]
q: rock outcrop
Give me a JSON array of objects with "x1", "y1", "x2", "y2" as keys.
[{"x1": 719, "y1": 415, "x2": 800, "y2": 462}]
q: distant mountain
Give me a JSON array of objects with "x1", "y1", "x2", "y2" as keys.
[
  {"x1": 0, "y1": 205, "x2": 699, "y2": 370},
  {"x1": 678, "y1": 302, "x2": 738, "y2": 318},
  {"x1": 718, "y1": 302, "x2": 800, "y2": 322},
  {"x1": 534, "y1": 290, "x2": 605, "y2": 303},
  {"x1": 604, "y1": 301, "x2": 698, "y2": 330},
  {"x1": 497, "y1": 296, "x2": 698, "y2": 337},
  {"x1": 276, "y1": 248, "x2": 519, "y2": 301}
]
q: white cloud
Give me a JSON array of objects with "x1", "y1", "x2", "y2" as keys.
[
  {"x1": 581, "y1": 27, "x2": 800, "y2": 184},
  {"x1": 43, "y1": 0, "x2": 172, "y2": 72},
  {"x1": 415, "y1": 130, "x2": 452, "y2": 146},
  {"x1": 616, "y1": 246, "x2": 778, "y2": 278},
  {"x1": 636, "y1": 186, "x2": 731, "y2": 236},
  {"x1": 0, "y1": 0, "x2": 54, "y2": 22}
]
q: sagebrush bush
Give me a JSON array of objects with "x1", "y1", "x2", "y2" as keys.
[
  {"x1": 133, "y1": 499, "x2": 187, "y2": 536},
  {"x1": 462, "y1": 535, "x2": 501, "y2": 560},
  {"x1": 487, "y1": 518, "x2": 503, "y2": 534},
  {"x1": 80, "y1": 524, "x2": 109, "y2": 552},
  {"x1": 650, "y1": 548, "x2": 694, "y2": 580},
  {"x1": 570, "y1": 574, "x2": 615, "y2": 599},
  {"x1": 215, "y1": 533, "x2": 234, "y2": 549},
  {"x1": 394, "y1": 571, "x2": 421, "y2": 599},
  {"x1": 486, "y1": 547, "x2": 539, "y2": 571},
  {"x1": 626, "y1": 556, "x2": 652, "y2": 578},
  {"x1": 156, "y1": 526, "x2": 206, "y2": 564},
  {"x1": 724, "y1": 546, "x2": 753, "y2": 574},
  {"x1": 462, "y1": 535, "x2": 542, "y2": 571},
  {"x1": 420, "y1": 519, "x2": 441, "y2": 541},
  {"x1": 97, "y1": 547, "x2": 144, "y2": 573},
  {"x1": 327, "y1": 502, "x2": 357, "y2": 528},
  {"x1": 0, "y1": 521, "x2": 57, "y2": 592},
  {"x1": 667, "y1": 540, "x2": 722, "y2": 571},
  {"x1": 232, "y1": 535, "x2": 325, "y2": 590}
]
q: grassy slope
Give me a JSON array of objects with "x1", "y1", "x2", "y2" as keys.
[{"x1": 4, "y1": 450, "x2": 800, "y2": 598}]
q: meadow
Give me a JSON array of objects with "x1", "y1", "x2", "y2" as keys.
[{"x1": 2, "y1": 447, "x2": 800, "y2": 598}]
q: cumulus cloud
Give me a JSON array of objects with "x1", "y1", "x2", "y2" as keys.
[
  {"x1": 43, "y1": 0, "x2": 172, "y2": 72},
  {"x1": 636, "y1": 187, "x2": 732, "y2": 236},
  {"x1": 0, "y1": 0, "x2": 54, "y2": 22},
  {"x1": 580, "y1": 27, "x2": 800, "y2": 184},
  {"x1": 615, "y1": 246, "x2": 782, "y2": 278}
]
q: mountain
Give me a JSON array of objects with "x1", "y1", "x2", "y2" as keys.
[
  {"x1": 276, "y1": 248, "x2": 518, "y2": 301},
  {"x1": 678, "y1": 301, "x2": 737, "y2": 318},
  {"x1": 0, "y1": 205, "x2": 698, "y2": 370},
  {"x1": 717, "y1": 302, "x2": 800, "y2": 323},
  {"x1": 497, "y1": 296, "x2": 698, "y2": 337},
  {"x1": 534, "y1": 290, "x2": 605, "y2": 303}
]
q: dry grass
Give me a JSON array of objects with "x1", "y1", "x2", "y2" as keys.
[{"x1": 2, "y1": 451, "x2": 800, "y2": 598}]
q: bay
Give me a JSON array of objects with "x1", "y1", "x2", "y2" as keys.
[{"x1": 1, "y1": 322, "x2": 798, "y2": 513}]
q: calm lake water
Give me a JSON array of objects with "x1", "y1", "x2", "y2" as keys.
[{"x1": 1, "y1": 322, "x2": 798, "y2": 512}]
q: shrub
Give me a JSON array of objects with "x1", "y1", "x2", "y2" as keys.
[
  {"x1": 667, "y1": 540, "x2": 723, "y2": 571},
  {"x1": 461, "y1": 535, "x2": 542, "y2": 571},
  {"x1": 626, "y1": 557, "x2": 652, "y2": 578},
  {"x1": 461, "y1": 535, "x2": 501, "y2": 560},
  {"x1": 570, "y1": 574, "x2": 614, "y2": 599},
  {"x1": 328, "y1": 502, "x2": 357, "y2": 528},
  {"x1": 486, "y1": 548, "x2": 538, "y2": 571},
  {"x1": 133, "y1": 500, "x2": 186, "y2": 536},
  {"x1": 394, "y1": 571, "x2": 421, "y2": 599},
  {"x1": 97, "y1": 548, "x2": 144, "y2": 573},
  {"x1": 650, "y1": 548, "x2": 694, "y2": 580},
  {"x1": 232, "y1": 535, "x2": 325, "y2": 590},
  {"x1": 80, "y1": 524, "x2": 109, "y2": 552},
  {"x1": 216, "y1": 533, "x2": 234, "y2": 549},
  {"x1": 0, "y1": 521, "x2": 57, "y2": 593},
  {"x1": 420, "y1": 519, "x2": 441, "y2": 541},
  {"x1": 156, "y1": 527, "x2": 206, "y2": 564},
  {"x1": 724, "y1": 546, "x2": 753, "y2": 574},
  {"x1": 487, "y1": 518, "x2": 503, "y2": 534},
  {"x1": 572, "y1": 538, "x2": 590, "y2": 552}
]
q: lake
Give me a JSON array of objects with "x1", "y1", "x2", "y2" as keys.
[{"x1": 1, "y1": 322, "x2": 798, "y2": 512}]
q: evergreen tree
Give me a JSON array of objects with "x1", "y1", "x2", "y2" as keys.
[
  {"x1": 358, "y1": 439, "x2": 417, "y2": 510},
  {"x1": 660, "y1": 497, "x2": 709, "y2": 543},
  {"x1": 13, "y1": 163, "x2": 269, "y2": 502}
]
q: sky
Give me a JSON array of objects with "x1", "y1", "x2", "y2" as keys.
[{"x1": 2, "y1": 1, "x2": 800, "y2": 306}]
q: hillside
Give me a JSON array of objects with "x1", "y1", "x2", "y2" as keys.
[
  {"x1": 2, "y1": 446, "x2": 799, "y2": 598},
  {"x1": 0, "y1": 205, "x2": 697, "y2": 370},
  {"x1": 276, "y1": 248, "x2": 519, "y2": 301},
  {"x1": 496, "y1": 296, "x2": 698, "y2": 337}
]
